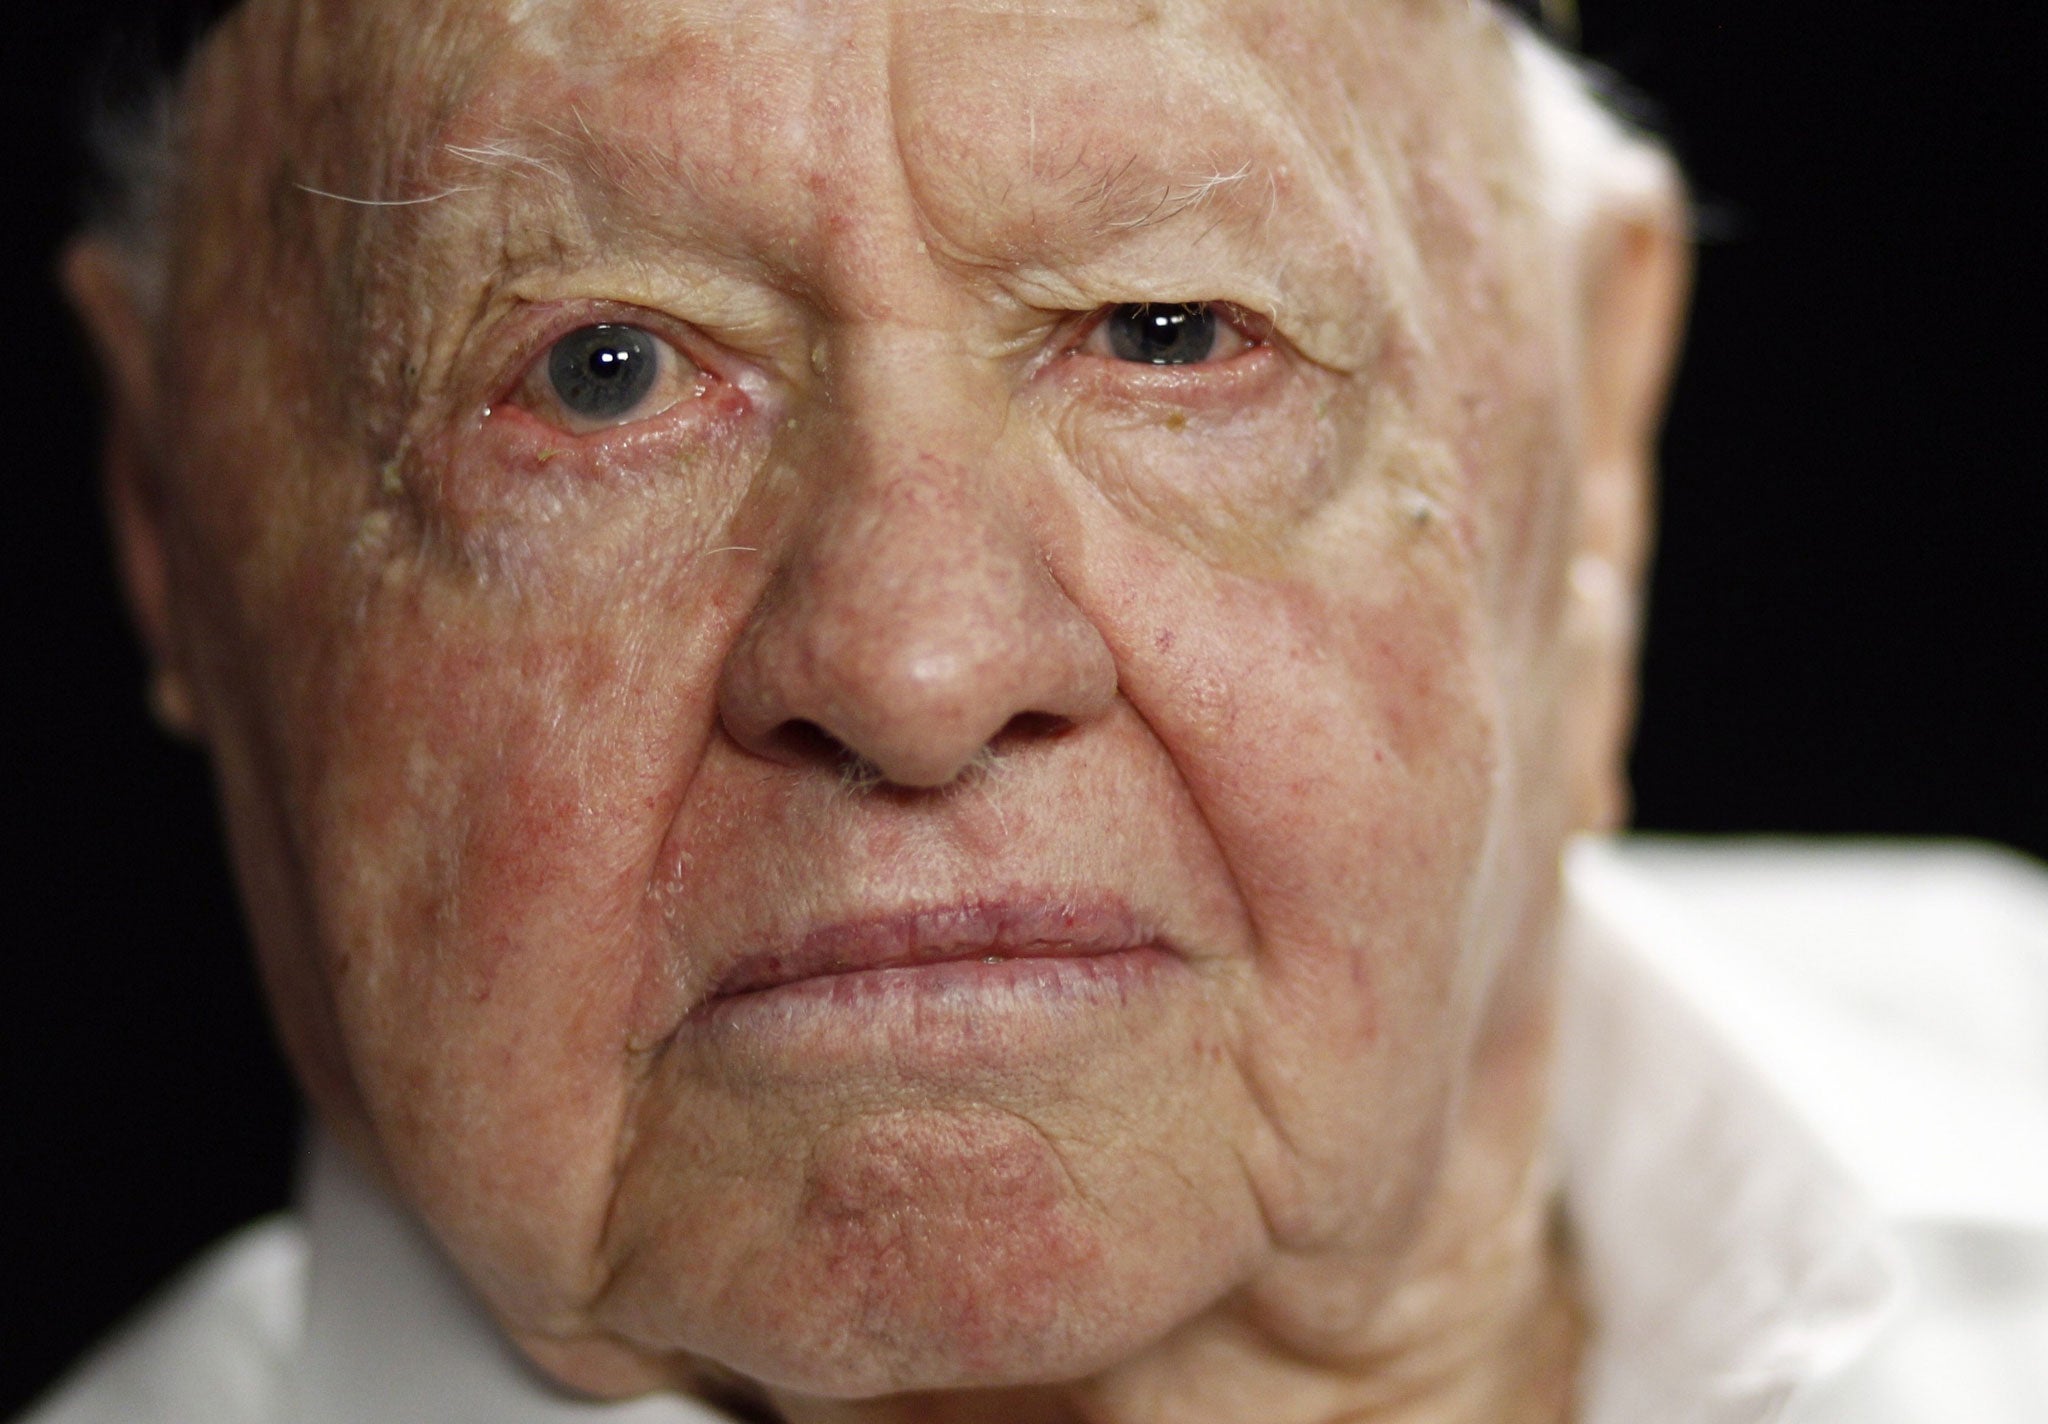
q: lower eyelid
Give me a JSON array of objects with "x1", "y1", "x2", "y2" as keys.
[{"x1": 1048, "y1": 345, "x2": 1283, "y2": 415}]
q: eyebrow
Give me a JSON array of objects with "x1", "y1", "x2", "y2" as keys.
[
  {"x1": 379, "y1": 114, "x2": 1297, "y2": 286},
  {"x1": 385, "y1": 119, "x2": 742, "y2": 273},
  {"x1": 1052, "y1": 151, "x2": 1265, "y2": 238}
]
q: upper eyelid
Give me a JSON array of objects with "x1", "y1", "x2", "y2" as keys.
[
  {"x1": 513, "y1": 315, "x2": 690, "y2": 391},
  {"x1": 497, "y1": 323, "x2": 703, "y2": 437},
  {"x1": 463, "y1": 299, "x2": 710, "y2": 409},
  {"x1": 514, "y1": 301, "x2": 805, "y2": 408},
  {"x1": 1068, "y1": 302, "x2": 1267, "y2": 358},
  {"x1": 481, "y1": 297, "x2": 1265, "y2": 416},
  {"x1": 525, "y1": 323, "x2": 678, "y2": 387}
]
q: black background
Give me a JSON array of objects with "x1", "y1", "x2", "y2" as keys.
[{"x1": 3, "y1": 2, "x2": 2043, "y2": 1414}]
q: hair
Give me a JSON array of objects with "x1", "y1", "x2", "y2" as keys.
[{"x1": 77, "y1": 7, "x2": 223, "y2": 330}]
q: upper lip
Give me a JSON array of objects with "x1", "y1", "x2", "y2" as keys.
[{"x1": 706, "y1": 894, "x2": 1161, "y2": 999}]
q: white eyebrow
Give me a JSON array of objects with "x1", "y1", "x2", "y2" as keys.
[
  {"x1": 444, "y1": 140, "x2": 577, "y2": 189},
  {"x1": 294, "y1": 183, "x2": 480, "y2": 208},
  {"x1": 1103, "y1": 161, "x2": 1257, "y2": 232}
]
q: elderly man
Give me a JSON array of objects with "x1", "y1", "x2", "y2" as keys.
[{"x1": 28, "y1": 0, "x2": 2048, "y2": 1421}]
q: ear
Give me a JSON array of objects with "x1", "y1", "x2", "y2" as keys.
[
  {"x1": 1553, "y1": 120, "x2": 1692, "y2": 832},
  {"x1": 63, "y1": 238, "x2": 201, "y2": 739}
]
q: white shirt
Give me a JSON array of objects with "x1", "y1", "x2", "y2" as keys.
[{"x1": 20, "y1": 838, "x2": 2048, "y2": 1424}]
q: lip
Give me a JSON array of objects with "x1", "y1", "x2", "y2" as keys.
[{"x1": 704, "y1": 895, "x2": 1166, "y2": 1004}]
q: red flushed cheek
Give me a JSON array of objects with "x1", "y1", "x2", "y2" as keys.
[
  {"x1": 1348, "y1": 579, "x2": 1482, "y2": 775},
  {"x1": 1100, "y1": 512, "x2": 1496, "y2": 1051},
  {"x1": 305, "y1": 601, "x2": 690, "y2": 1027}
]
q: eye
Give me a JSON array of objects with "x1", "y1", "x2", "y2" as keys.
[
  {"x1": 1081, "y1": 302, "x2": 1254, "y2": 366},
  {"x1": 514, "y1": 324, "x2": 701, "y2": 433}
]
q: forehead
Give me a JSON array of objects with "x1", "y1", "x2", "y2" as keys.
[
  {"x1": 381, "y1": 0, "x2": 1461, "y2": 103},
  {"x1": 210, "y1": 0, "x2": 1523, "y2": 379},
  {"x1": 250, "y1": 0, "x2": 1511, "y2": 240},
  {"x1": 175, "y1": 0, "x2": 1544, "y2": 461},
  {"x1": 478, "y1": 0, "x2": 1297, "y2": 236}
]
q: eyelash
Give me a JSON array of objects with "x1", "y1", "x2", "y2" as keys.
[
  {"x1": 1069, "y1": 302, "x2": 1265, "y2": 368},
  {"x1": 504, "y1": 323, "x2": 710, "y2": 435},
  {"x1": 492, "y1": 298, "x2": 1269, "y2": 442}
]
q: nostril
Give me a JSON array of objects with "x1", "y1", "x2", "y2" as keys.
[
  {"x1": 763, "y1": 720, "x2": 899, "y2": 790},
  {"x1": 764, "y1": 719, "x2": 861, "y2": 771},
  {"x1": 990, "y1": 711, "x2": 1075, "y2": 751},
  {"x1": 754, "y1": 711, "x2": 1078, "y2": 790}
]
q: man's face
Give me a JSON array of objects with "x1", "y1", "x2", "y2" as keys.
[{"x1": 127, "y1": 0, "x2": 1628, "y2": 1400}]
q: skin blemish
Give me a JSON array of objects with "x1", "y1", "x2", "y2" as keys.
[{"x1": 347, "y1": 508, "x2": 400, "y2": 562}]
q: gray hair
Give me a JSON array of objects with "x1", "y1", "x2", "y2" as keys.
[{"x1": 82, "y1": 62, "x2": 186, "y2": 330}]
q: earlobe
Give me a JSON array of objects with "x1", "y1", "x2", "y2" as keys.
[
  {"x1": 1561, "y1": 139, "x2": 1693, "y2": 832},
  {"x1": 62, "y1": 238, "x2": 200, "y2": 741}
]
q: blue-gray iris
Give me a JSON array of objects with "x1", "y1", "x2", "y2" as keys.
[
  {"x1": 1105, "y1": 303, "x2": 1219, "y2": 366},
  {"x1": 548, "y1": 325, "x2": 660, "y2": 421}
]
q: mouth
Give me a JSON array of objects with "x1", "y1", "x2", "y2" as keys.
[
  {"x1": 677, "y1": 894, "x2": 1188, "y2": 1076},
  {"x1": 704, "y1": 895, "x2": 1170, "y2": 1004}
]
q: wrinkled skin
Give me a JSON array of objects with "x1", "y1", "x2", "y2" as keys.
[{"x1": 69, "y1": 1, "x2": 1687, "y2": 1420}]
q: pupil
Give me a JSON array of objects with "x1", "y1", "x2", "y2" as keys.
[
  {"x1": 1106, "y1": 303, "x2": 1218, "y2": 365},
  {"x1": 548, "y1": 325, "x2": 659, "y2": 419}
]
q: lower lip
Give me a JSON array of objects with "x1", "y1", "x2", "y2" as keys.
[{"x1": 684, "y1": 946, "x2": 1179, "y2": 1064}]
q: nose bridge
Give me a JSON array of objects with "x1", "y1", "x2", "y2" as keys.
[
  {"x1": 806, "y1": 319, "x2": 1027, "y2": 637},
  {"x1": 809, "y1": 437, "x2": 1032, "y2": 663},
  {"x1": 717, "y1": 334, "x2": 1116, "y2": 788}
]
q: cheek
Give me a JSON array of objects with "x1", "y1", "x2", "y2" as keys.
[
  {"x1": 1090, "y1": 498, "x2": 1501, "y2": 1240},
  {"x1": 271, "y1": 546, "x2": 750, "y2": 1313},
  {"x1": 298, "y1": 417, "x2": 769, "y2": 997},
  {"x1": 338, "y1": 635, "x2": 651, "y2": 972},
  {"x1": 1178, "y1": 559, "x2": 1494, "y2": 1006},
  {"x1": 1105, "y1": 473, "x2": 1497, "y2": 923}
]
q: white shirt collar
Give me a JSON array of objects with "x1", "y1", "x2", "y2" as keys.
[
  {"x1": 288, "y1": 1137, "x2": 726, "y2": 1424},
  {"x1": 1557, "y1": 843, "x2": 1907, "y2": 1424},
  {"x1": 282, "y1": 847, "x2": 1915, "y2": 1424}
]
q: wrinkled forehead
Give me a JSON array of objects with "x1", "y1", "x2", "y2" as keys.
[
  {"x1": 175, "y1": 0, "x2": 1541, "y2": 434},
  {"x1": 208, "y1": 0, "x2": 1523, "y2": 217}
]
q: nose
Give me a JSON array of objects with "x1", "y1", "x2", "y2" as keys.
[{"x1": 717, "y1": 448, "x2": 1118, "y2": 790}]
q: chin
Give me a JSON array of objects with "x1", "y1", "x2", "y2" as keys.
[
  {"x1": 585, "y1": 1112, "x2": 1234, "y2": 1402},
  {"x1": 590, "y1": 1242, "x2": 1178, "y2": 1404}
]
